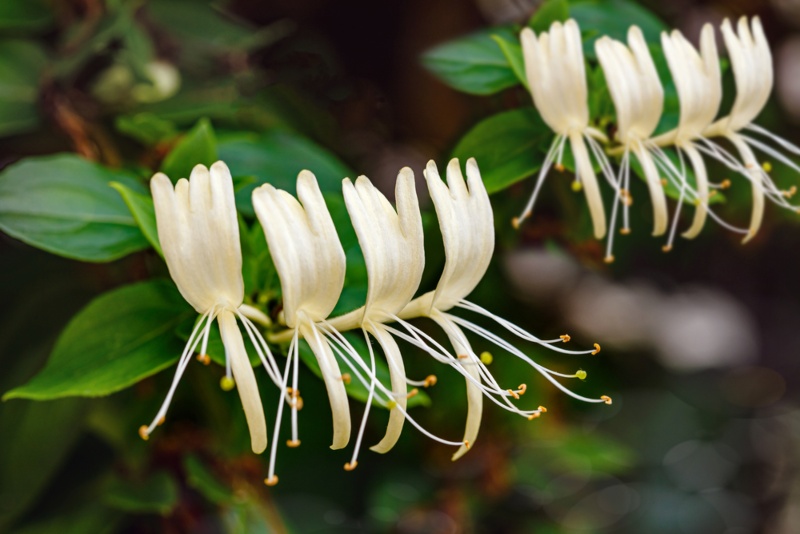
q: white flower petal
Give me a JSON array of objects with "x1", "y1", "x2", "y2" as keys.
[
  {"x1": 681, "y1": 144, "x2": 710, "y2": 239},
  {"x1": 368, "y1": 324, "x2": 408, "y2": 454},
  {"x1": 219, "y1": 310, "x2": 267, "y2": 454}
]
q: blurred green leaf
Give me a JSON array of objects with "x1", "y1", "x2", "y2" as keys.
[
  {"x1": 422, "y1": 27, "x2": 520, "y2": 95},
  {"x1": 528, "y1": 0, "x2": 570, "y2": 33},
  {"x1": 0, "y1": 398, "x2": 86, "y2": 530},
  {"x1": 115, "y1": 113, "x2": 179, "y2": 145},
  {"x1": 297, "y1": 332, "x2": 430, "y2": 408},
  {"x1": 184, "y1": 455, "x2": 235, "y2": 505},
  {"x1": 8, "y1": 505, "x2": 119, "y2": 534},
  {"x1": 452, "y1": 108, "x2": 550, "y2": 193},
  {"x1": 160, "y1": 118, "x2": 218, "y2": 180},
  {"x1": 0, "y1": 0, "x2": 53, "y2": 32},
  {"x1": 0, "y1": 154, "x2": 149, "y2": 262},
  {"x1": 0, "y1": 39, "x2": 47, "y2": 136},
  {"x1": 3, "y1": 280, "x2": 193, "y2": 400},
  {"x1": 218, "y1": 130, "x2": 352, "y2": 215},
  {"x1": 110, "y1": 181, "x2": 162, "y2": 256},
  {"x1": 491, "y1": 34, "x2": 527, "y2": 89},
  {"x1": 103, "y1": 471, "x2": 179, "y2": 515},
  {"x1": 571, "y1": 0, "x2": 667, "y2": 58}
]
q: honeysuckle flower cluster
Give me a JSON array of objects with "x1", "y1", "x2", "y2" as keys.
[
  {"x1": 143, "y1": 158, "x2": 610, "y2": 485},
  {"x1": 518, "y1": 16, "x2": 800, "y2": 261}
]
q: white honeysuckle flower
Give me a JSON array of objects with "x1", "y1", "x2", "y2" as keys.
[
  {"x1": 596, "y1": 27, "x2": 668, "y2": 261},
  {"x1": 394, "y1": 158, "x2": 611, "y2": 460},
  {"x1": 143, "y1": 161, "x2": 284, "y2": 455},
  {"x1": 649, "y1": 24, "x2": 753, "y2": 250},
  {"x1": 252, "y1": 170, "x2": 352, "y2": 486},
  {"x1": 701, "y1": 17, "x2": 800, "y2": 241},
  {"x1": 518, "y1": 19, "x2": 616, "y2": 239}
]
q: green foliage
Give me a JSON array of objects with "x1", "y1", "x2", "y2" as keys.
[
  {"x1": 0, "y1": 0, "x2": 53, "y2": 33},
  {"x1": 160, "y1": 118, "x2": 219, "y2": 180},
  {"x1": 529, "y1": 0, "x2": 570, "y2": 33},
  {"x1": 103, "y1": 471, "x2": 180, "y2": 515},
  {"x1": 422, "y1": 27, "x2": 521, "y2": 96},
  {"x1": 184, "y1": 455, "x2": 235, "y2": 505},
  {"x1": 0, "y1": 155, "x2": 149, "y2": 262},
  {"x1": 110, "y1": 182, "x2": 163, "y2": 256},
  {"x1": 452, "y1": 108, "x2": 550, "y2": 193},
  {"x1": 115, "y1": 113, "x2": 179, "y2": 145},
  {"x1": 570, "y1": 0, "x2": 668, "y2": 56},
  {"x1": 3, "y1": 280, "x2": 193, "y2": 401},
  {"x1": 0, "y1": 40, "x2": 47, "y2": 137},
  {"x1": 491, "y1": 33, "x2": 528, "y2": 89}
]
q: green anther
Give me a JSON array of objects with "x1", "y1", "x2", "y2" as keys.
[
  {"x1": 387, "y1": 400, "x2": 397, "y2": 410},
  {"x1": 571, "y1": 181, "x2": 583, "y2": 192},
  {"x1": 576, "y1": 370, "x2": 587, "y2": 381},
  {"x1": 480, "y1": 351, "x2": 493, "y2": 365},
  {"x1": 220, "y1": 376, "x2": 235, "y2": 391}
]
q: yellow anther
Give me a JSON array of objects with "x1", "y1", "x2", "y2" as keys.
[
  {"x1": 624, "y1": 196, "x2": 633, "y2": 206},
  {"x1": 693, "y1": 198, "x2": 701, "y2": 206},
  {"x1": 762, "y1": 161, "x2": 773, "y2": 172},
  {"x1": 517, "y1": 384, "x2": 527, "y2": 395},
  {"x1": 196, "y1": 353, "x2": 211, "y2": 365},
  {"x1": 158, "y1": 416, "x2": 166, "y2": 426},
  {"x1": 340, "y1": 373, "x2": 351, "y2": 385},
  {"x1": 344, "y1": 461, "x2": 358, "y2": 471},
  {"x1": 571, "y1": 180, "x2": 583, "y2": 192},
  {"x1": 721, "y1": 179, "x2": 731, "y2": 189},
  {"x1": 138, "y1": 425, "x2": 149, "y2": 441},
  {"x1": 604, "y1": 255, "x2": 615, "y2": 264},
  {"x1": 507, "y1": 388, "x2": 520, "y2": 400},
  {"x1": 592, "y1": 343, "x2": 601, "y2": 355},
  {"x1": 294, "y1": 397, "x2": 304, "y2": 411},
  {"x1": 560, "y1": 334, "x2": 571, "y2": 343},
  {"x1": 708, "y1": 190, "x2": 717, "y2": 198},
  {"x1": 463, "y1": 440, "x2": 471, "y2": 449},
  {"x1": 601, "y1": 395, "x2": 613, "y2": 405},
  {"x1": 220, "y1": 376, "x2": 235, "y2": 391},
  {"x1": 264, "y1": 475, "x2": 279, "y2": 486},
  {"x1": 406, "y1": 388, "x2": 419, "y2": 399},
  {"x1": 746, "y1": 162, "x2": 755, "y2": 169},
  {"x1": 480, "y1": 351, "x2": 493, "y2": 365},
  {"x1": 662, "y1": 244, "x2": 672, "y2": 253},
  {"x1": 458, "y1": 354, "x2": 469, "y2": 360},
  {"x1": 538, "y1": 405, "x2": 547, "y2": 413},
  {"x1": 620, "y1": 227, "x2": 631, "y2": 235},
  {"x1": 528, "y1": 412, "x2": 541, "y2": 420},
  {"x1": 783, "y1": 186, "x2": 797, "y2": 199},
  {"x1": 387, "y1": 400, "x2": 397, "y2": 410},
  {"x1": 423, "y1": 375, "x2": 438, "y2": 387},
  {"x1": 661, "y1": 178, "x2": 668, "y2": 186},
  {"x1": 286, "y1": 439, "x2": 301, "y2": 448},
  {"x1": 511, "y1": 217, "x2": 521, "y2": 230},
  {"x1": 576, "y1": 369, "x2": 587, "y2": 380},
  {"x1": 555, "y1": 163, "x2": 565, "y2": 172}
]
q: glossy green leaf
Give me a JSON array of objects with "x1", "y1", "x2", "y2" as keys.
[
  {"x1": 491, "y1": 34, "x2": 527, "y2": 89},
  {"x1": 452, "y1": 108, "x2": 551, "y2": 193},
  {"x1": 110, "y1": 181, "x2": 162, "y2": 256},
  {"x1": 422, "y1": 27, "x2": 519, "y2": 95},
  {"x1": 0, "y1": 154, "x2": 150, "y2": 262},
  {"x1": 571, "y1": 0, "x2": 667, "y2": 58},
  {"x1": 103, "y1": 471, "x2": 179, "y2": 515},
  {"x1": 115, "y1": 113, "x2": 179, "y2": 145},
  {"x1": 297, "y1": 332, "x2": 430, "y2": 408},
  {"x1": 528, "y1": 0, "x2": 570, "y2": 33},
  {"x1": 3, "y1": 280, "x2": 193, "y2": 401},
  {"x1": 0, "y1": 40, "x2": 47, "y2": 136},
  {"x1": 218, "y1": 130, "x2": 352, "y2": 215},
  {"x1": 160, "y1": 118, "x2": 218, "y2": 180}
]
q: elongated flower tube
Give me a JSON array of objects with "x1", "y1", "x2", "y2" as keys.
[
  {"x1": 252, "y1": 170, "x2": 351, "y2": 485},
  {"x1": 144, "y1": 162, "x2": 280, "y2": 455},
  {"x1": 396, "y1": 158, "x2": 610, "y2": 460},
  {"x1": 518, "y1": 19, "x2": 614, "y2": 239},
  {"x1": 649, "y1": 24, "x2": 738, "y2": 247},
  {"x1": 596, "y1": 27, "x2": 668, "y2": 261},
  {"x1": 701, "y1": 16, "x2": 800, "y2": 241}
]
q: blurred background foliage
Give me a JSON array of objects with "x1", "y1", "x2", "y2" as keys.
[{"x1": 2, "y1": 0, "x2": 800, "y2": 532}]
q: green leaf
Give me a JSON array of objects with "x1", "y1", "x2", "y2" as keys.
[
  {"x1": 528, "y1": 0, "x2": 570, "y2": 33},
  {"x1": 218, "y1": 130, "x2": 352, "y2": 215},
  {"x1": 452, "y1": 108, "x2": 551, "y2": 193},
  {"x1": 0, "y1": 154, "x2": 150, "y2": 262},
  {"x1": 297, "y1": 332, "x2": 430, "y2": 408},
  {"x1": 8, "y1": 505, "x2": 119, "y2": 534},
  {"x1": 0, "y1": 39, "x2": 47, "y2": 136},
  {"x1": 160, "y1": 118, "x2": 218, "y2": 180},
  {"x1": 115, "y1": 113, "x2": 179, "y2": 145},
  {"x1": 3, "y1": 280, "x2": 194, "y2": 401},
  {"x1": 422, "y1": 27, "x2": 520, "y2": 95},
  {"x1": 491, "y1": 34, "x2": 527, "y2": 89},
  {"x1": 184, "y1": 455, "x2": 235, "y2": 505},
  {"x1": 570, "y1": 0, "x2": 667, "y2": 58},
  {"x1": 103, "y1": 471, "x2": 179, "y2": 515},
  {"x1": 109, "y1": 181, "x2": 162, "y2": 256},
  {"x1": 0, "y1": 0, "x2": 54, "y2": 33}
]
